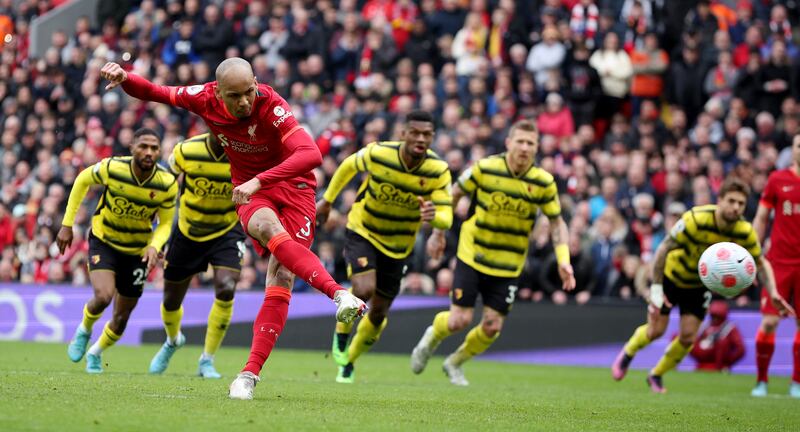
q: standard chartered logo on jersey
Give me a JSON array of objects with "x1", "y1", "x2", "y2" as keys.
[
  {"x1": 487, "y1": 191, "x2": 530, "y2": 218},
  {"x1": 193, "y1": 178, "x2": 232, "y2": 198},
  {"x1": 375, "y1": 183, "x2": 418, "y2": 209},
  {"x1": 110, "y1": 197, "x2": 156, "y2": 219}
]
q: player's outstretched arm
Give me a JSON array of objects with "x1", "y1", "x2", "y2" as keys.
[
  {"x1": 755, "y1": 255, "x2": 795, "y2": 317},
  {"x1": 57, "y1": 164, "x2": 102, "y2": 254},
  {"x1": 548, "y1": 216, "x2": 576, "y2": 291},
  {"x1": 101, "y1": 62, "x2": 190, "y2": 108}
]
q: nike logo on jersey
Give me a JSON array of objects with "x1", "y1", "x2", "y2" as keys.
[{"x1": 737, "y1": 257, "x2": 745, "y2": 263}]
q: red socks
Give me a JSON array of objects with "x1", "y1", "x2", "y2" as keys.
[
  {"x1": 794, "y1": 332, "x2": 800, "y2": 383},
  {"x1": 267, "y1": 232, "x2": 342, "y2": 299},
  {"x1": 755, "y1": 329, "x2": 776, "y2": 383},
  {"x1": 242, "y1": 286, "x2": 292, "y2": 375}
]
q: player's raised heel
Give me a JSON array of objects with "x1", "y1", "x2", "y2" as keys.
[
  {"x1": 789, "y1": 382, "x2": 800, "y2": 399},
  {"x1": 411, "y1": 326, "x2": 438, "y2": 374},
  {"x1": 229, "y1": 371, "x2": 259, "y2": 400},
  {"x1": 149, "y1": 332, "x2": 186, "y2": 374},
  {"x1": 336, "y1": 363, "x2": 355, "y2": 384},
  {"x1": 67, "y1": 327, "x2": 91, "y2": 362},
  {"x1": 334, "y1": 290, "x2": 367, "y2": 324},
  {"x1": 611, "y1": 349, "x2": 633, "y2": 381},
  {"x1": 442, "y1": 355, "x2": 469, "y2": 386},
  {"x1": 750, "y1": 381, "x2": 768, "y2": 397},
  {"x1": 86, "y1": 353, "x2": 103, "y2": 374},
  {"x1": 331, "y1": 332, "x2": 350, "y2": 367},
  {"x1": 646, "y1": 374, "x2": 666, "y2": 394},
  {"x1": 197, "y1": 357, "x2": 221, "y2": 379}
]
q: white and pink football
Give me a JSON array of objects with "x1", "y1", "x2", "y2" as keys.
[{"x1": 698, "y1": 242, "x2": 757, "y2": 298}]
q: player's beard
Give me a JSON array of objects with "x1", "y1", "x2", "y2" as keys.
[{"x1": 134, "y1": 157, "x2": 155, "y2": 172}]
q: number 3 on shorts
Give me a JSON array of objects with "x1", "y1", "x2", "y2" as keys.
[
  {"x1": 506, "y1": 285, "x2": 518, "y2": 304},
  {"x1": 133, "y1": 268, "x2": 145, "y2": 286}
]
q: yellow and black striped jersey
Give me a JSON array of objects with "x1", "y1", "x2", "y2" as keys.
[
  {"x1": 168, "y1": 134, "x2": 238, "y2": 242},
  {"x1": 323, "y1": 141, "x2": 453, "y2": 259},
  {"x1": 666, "y1": 205, "x2": 762, "y2": 288},
  {"x1": 457, "y1": 154, "x2": 561, "y2": 278},
  {"x1": 62, "y1": 156, "x2": 178, "y2": 255}
]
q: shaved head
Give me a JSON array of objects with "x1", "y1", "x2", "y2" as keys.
[
  {"x1": 215, "y1": 57, "x2": 254, "y2": 84},
  {"x1": 214, "y1": 57, "x2": 257, "y2": 118}
]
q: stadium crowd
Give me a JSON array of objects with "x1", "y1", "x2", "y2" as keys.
[{"x1": 0, "y1": 0, "x2": 799, "y2": 306}]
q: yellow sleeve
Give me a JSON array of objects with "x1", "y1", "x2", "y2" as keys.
[
  {"x1": 742, "y1": 225, "x2": 762, "y2": 259},
  {"x1": 61, "y1": 160, "x2": 106, "y2": 227},
  {"x1": 541, "y1": 181, "x2": 562, "y2": 218},
  {"x1": 168, "y1": 143, "x2": 185, "y2": 175},
  {"x1": 322, "y1": 145, "x2": 370, "y2": 203},
  {"x1": 670, "y1": 211, "x2": 695, "y2": 247},
  {"x1": 457, "y1": 164, "x2": 479, "y2": 195},
  {"x1": 430, "y1": 169, "x2": 453, "y2": 230},
  {"x1": 149, "y1": 180, "x2": 178, "y2": 250}
]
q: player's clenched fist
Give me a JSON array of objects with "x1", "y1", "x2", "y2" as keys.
[
  {"x1": 232, "y1": 178, "x2": 262, "y2": 205},
  {"x1": 418, "y1": 196, "x2": 436, "y2": 222},
  {"x1": 100, "y1": 62, "x2": 128, "y2": 90}
]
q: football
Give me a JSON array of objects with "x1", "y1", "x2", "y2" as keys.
[{"x1": 698, "y1": 242, "x2": 757, "y2": 298}]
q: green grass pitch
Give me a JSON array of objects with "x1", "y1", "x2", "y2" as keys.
[{"x1": 0, "y1": 341, "x2": 797, "y2": 431}]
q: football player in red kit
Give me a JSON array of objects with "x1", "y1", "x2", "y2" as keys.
[
  {"x1": 101, "y1": 58, "x2": 366, "y2": 400},
  {"x1": 751, "y1": 134, "x2": 800, "y2": 398}
]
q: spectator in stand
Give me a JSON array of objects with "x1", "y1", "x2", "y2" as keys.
[
  {"x1": 526, "y1": 25, "x2": 566, "y2": 89},
  {"x1": 193, "y1": 3, "x2": 233, "y2": 69},
  {"x1": 629, "y1": 32, "x2": 668, "y2": 117},
  {"x1": 590, "y1": 31, "x2": 632, "y2": 125},
  {"x1": 538, "y1": 92, "x2": 575, "y2": 141},
  {"x1": 563, "y1": 42, "x2": 602, "y2": 127}
]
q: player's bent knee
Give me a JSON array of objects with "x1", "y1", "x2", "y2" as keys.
[{"x1": 94, "y1": 291, "x2": 114, "y2": 308}]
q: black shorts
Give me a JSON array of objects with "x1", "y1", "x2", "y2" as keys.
[
  {"x1": 659, "y1": 277, "x2": 713, "y2": 320},
  {"x1": 88, "y1": 232, "x2": 147, "y2": 298},
  {"x1": 343, "y1": 229, "x2": 407, "y2": 300},
  {"x1": 451, "y1": 258, "x2": 519, "y2": 315},
  {"x1": 163, "y1": 225, "x2": 246, "y2": 282}
]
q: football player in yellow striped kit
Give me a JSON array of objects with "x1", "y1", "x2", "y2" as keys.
[
  {"x1": 58, "y1": 128, "x2": 178, "y2": 373},
  {"x1": 317, "y1": 110, "x2": 453, "y2": 383},
  {"x1": 148, "y1": 133, "x2": 247, "y2": 379},
  {"x1": 410, "y1": 119, "x2": 576, "y2": 385}
]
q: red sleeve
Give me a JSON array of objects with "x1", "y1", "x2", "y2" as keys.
[
  {"x1": 759, "y1": 172, "x2": 778, "y2": 209},
  {"x1": 255, "y1": 127, "x2": 322, "y2": 186},
  {"x1": 121, "y1": 73, "x2": 208, "y2": 113}
]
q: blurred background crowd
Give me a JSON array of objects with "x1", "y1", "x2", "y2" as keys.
[{"x1": 1, "y1": 0, "x2": 799, "y2": 307}]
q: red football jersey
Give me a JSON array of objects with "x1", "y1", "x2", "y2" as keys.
[
  {"x1": 122, "y1": 74, "x2": 317, "y2": 188},
  {"x1": 760, "y1": 168, "x2": 800, "y2": 264}
]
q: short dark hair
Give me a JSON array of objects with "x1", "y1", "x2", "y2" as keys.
[
  {"x1": 508, "y1": 119, "x2": 538, "y2": 137},
  {"x1": 719, "y1": 176, "x2": 751, "y2": 198},
  {"x1": 405, "y1": 110, "x2": 435, "y2": 125},
  {"x1": 133, "y1": 127, "x2": 161, "y2": 142}
]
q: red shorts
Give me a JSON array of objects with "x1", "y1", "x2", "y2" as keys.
[
  {"x1": 236, "y1": 182, "x2": 316, "y2": 257},
  {"x1": 760, "y1": 262, "x2": 800, "y2": 315}
]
